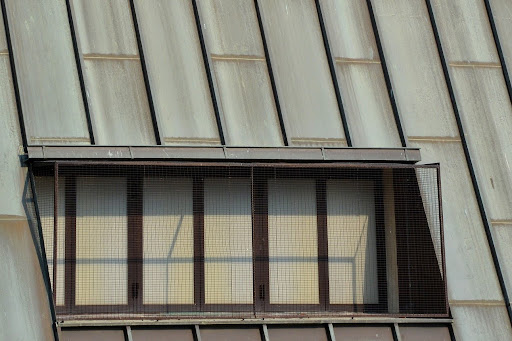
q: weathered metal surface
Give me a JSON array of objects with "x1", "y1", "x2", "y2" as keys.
[
  {"x1": 492, "y1": 224, "x2": 512, "y2": 302},
  {"x1": 72, "y1": 0, "x2": 138, "y2": 55},
  {"x1": 258, "y1": 0, "x2": 346, "y2": 147},
  {"x1": 198, "y1": 0, "x2": 283, "y2": 146},
  {"x1": 267, "y1": 326, "x2": 328, "y2": 341},
  {"x1": 451, "y1": 305, "x2": 512, "y2": 341},
  {"x1": 0, "y1": 217, "x2": 54, "y2": 341},
  {"x1": 319, "y1": 0, "x2": 400, "y2": 148},
  {"x1": 411, "y1": 141, "x2": 502, "y2": 301},
  {"x1": 489, "y1": 0, "x2": 512, "y2": 85},
  {"x1": 200, "y1": 327, "x2": 261, "y2": 341},
  {"x1": 431, "y1": 0, "x2": 499, "y2": 63},
  {"x1": 82, "y1": 59, "x2": 156, "y2": 145},
  {"x1": 334, "y1": 325, "x2": 393, "y2": 340},
  {"x1": 131, "y1": 327, "x2": 195, "y2": 341},
  {"x1": 4, "y1": 0, "x2": 90, "y2": 145},
  {"x1": 134, "y1": 0, "x2": 220, "y2": 146},
  {"x1": 399, "y1": 326, "x2": 450, "y2": 341},
  {"x1": 449, "y1": 67, "x2": 512, "y2": 221},
  {"x1": 371, "y1": 0, "x2": 459, "y2": 138},
  {"x1": 27, "y1": 146, "x2": 421, "y2": 163},
  {"x1": 61, "y1": 328, "x2": 125, "y2": 341}
]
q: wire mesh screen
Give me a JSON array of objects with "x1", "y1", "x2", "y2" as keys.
[{"x1": 32, "y1": 162, "x2": 447, "y2": 320}]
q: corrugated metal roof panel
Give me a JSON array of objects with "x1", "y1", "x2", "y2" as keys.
[
  {"x1": 258, "y1": 0, "x2": 346, "y2": 147},
  {"x1": 372, "y1": 0, "x2": 459, "y2": 138},
  {"x1": 83, "y1": 59, "x2": 156, "y2": 145},
  {"x1": 134, "y1": 0, "x2": 220, "y2": 146},
  {"x1": 72, "y1": 0, "x2": 138, "y2": 55},
  {"x1": 450, "y1": 67, "x2": 512, "y2": 221},
  {"x1": 431, "y1": 0, "x2": 499, "y2": 63},
  {"x1": 4, "y1": 0, "x2": 90, "y2": 145},
  {"x1": 451, "y1": 305, "x2": 512, "y2": 341},
  {"x1": 411, "y1": 141, "x2": 503, "y2": 301}
]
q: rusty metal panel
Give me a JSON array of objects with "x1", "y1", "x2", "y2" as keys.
[
  {"x1": 334, "y1": 326, "x2": 393, "y2": 340},
  {"x1": 430, "y1": 0, "x2": 499, "y2": 63},
  {"x1": 489, "y1": 0, "x2": 512, "y2": 83},
  {"x1": 371, "y1": 0, "x2": 459, "y2": 138},
  {"x1": 61, "y1": 328, "x2": 125, "y2": 341},
  {"x1": 131, "y1": 327, "x2": 195, "y2": 341},
  {"x1": 451, "y1": 305, "x2": 512, "y2": 341},
  {"x1": 200, "y1": 326, "x2": 262, "y2": 341},
  {"x1": 320, "y1": 0, "x2": 400, "y2": 148},
  {"x1": 72, "y1": 0, "x2": 138, "y2": 55},
  {"x1": 134, "y1": 0, "x2": 220, "y2": 146},
  {"x1": 411, "y1": 141, "x2": 502, "y2": 301},
  {"x1": 258, "y1": 0, "x2": 346, "y2": 147},
  {"x1": 4, "y1": 0, "x2": 90, "y2": 145},
  {"x1": 82, "y1": 59, "x2": 156, "y2": 145},
  {"x1": 267, "y1": 326, "x2": 328, "y2": 341},
  {"x1": 399, "y1": 326, "x2": 450, "y2": 341},
  {"x1": 449, "y1": 67, "x2": 512, "y2": 221}
]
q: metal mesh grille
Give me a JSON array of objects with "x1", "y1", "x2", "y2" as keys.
[{"x1": 32, "y1": 162, "x2": 447, "y2": 320}]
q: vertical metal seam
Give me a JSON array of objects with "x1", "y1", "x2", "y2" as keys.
[
  {"x1": 0, "y1": 0, "x2": 28, "y2": 151},
  {"x1": 29, "y1": 164, "x2": 60, "y2": 341},
  {"x1": 483, "y1": 0, "x2": 512, "y2": 107},
  {"x1": 129, "y1": 0, "x2": 162, "y2": 145},
  {"x1": 315, "y1": 0, "x2": 352, "y2": 147},
  {"x1": 366, "y1": 0, "x2": 407, "y2": 148},
  {"x1": 191, "y1": 0, "x2": 226, "y2": 145},
  {"x1": 65, "y1": 0, "x2": 95, "y2": 145},
  {"x1": 254, "y1": 0, "x2": 289, "y2": 146},
  {"x1": 425, "y1": 0, "x2": 512, "y2": 328}
]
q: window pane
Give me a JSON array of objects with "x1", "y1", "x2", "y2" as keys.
[
  {"x1": 143, "y1": 178, "x2": 194, "y2": 305},
  {"x1": 327, "y1": 180, "x2": 378, "y2": 305},
  {"x1": 75, "y1": 177, "x2": 128, "y2": 305},
  {"x1": 268, "y1": 179, "x2": 319, "y2": 304},
  {"x1": 204, "y1": 178, "x2": 253, "y2": 304}
]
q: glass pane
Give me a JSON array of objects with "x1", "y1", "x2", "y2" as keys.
[
  {"x1": 267, "y1": 326, "x2": 328, "y2": 341},
  {"x1": 204, "y1": 179, "x2": 253, "y2": 304},
  {"x1": 134, "y1": 0, "x2": 220, "y2": 145},
  {"x1": 72, "y1": 0, "x2": 138, "y2": 55},
  {"x1": 258, "y1": 0, "x2": 346, "y2": 146},
  {"x1": 449, "y1": 67, "x2": 512, "y2": 221},
  {"x1": 75, "y1": 177, "x2": 128, "y2": 305},
  {"x1": 268, "y1": 179, "x2": 319, "y2": 305},
  {"x1": 371, "y1": 0, "x2": 459, "y2": 137},
  {"x1": 83, "y1": 59, "x2": 156, "y2": 145},
  {"x1": 35, "y1": 177, "x2": 66, "y2": 307},
  {"x1": 198, "y1": 0, "x2": 283, "y2": 146},
  {"x1": 327, "y1": 180, "x2": 378, "y2": 305},
  {"x1": 334, "y1": 326, "x2": 394, "y2": 340},
  {"x1": 143, "y1": 178, "x2": 194, "y2": 305},
  {"x1": 4, "y1": 0, "x2": 90, "y2": 145},
  {"x1": 430, "y1": 0, "x2": 498, "y2": 63}
]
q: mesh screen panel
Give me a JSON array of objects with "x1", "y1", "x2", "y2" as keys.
[{"x1": 32, "y1": 162, "x2": 447, "y2": 320}]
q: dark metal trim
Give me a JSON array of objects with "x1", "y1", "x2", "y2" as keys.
[
  {"x1": 365, "y1": 0, "x2": 407, "y2": 148},
  {"x1": 254, "y1": 0, "x2": 289, "y2": 146},
  {"x1": 191, "y1": 0, "x2": 225, "y2": 145},
  {"x1": 425, "y1": 0, "x2": 512, "y2": 327},
  {"x1": 129, "y1": 0, "x2": 162, "y2": 145},
  {"x1": 53, "y1": 164, "x2": 59, "y2": 305},
  {"x1": 483, "y1": 0, "x2": 512, "y2": 108},
  {"x1": 64, "y1": 176, "x2": 77, "y2": 310},
  {"x1": 315, "y1": 0, "x2": 352, "y2": 147},
  {"x1": 0, "y1": 0, "x2": 28, "y2": 151},
  {"x1": 193, "y1": 176, "x2": 205, "y2": 308},
  {"x1": 29, "y1": 165, "x2": 61, "y2": 341},
  {"x1": 65, "y1": 0, "x2": 95, "y2": 145},
  {"x1": 316, "y1": 178, "x2": 328, "y2": 311},
  {"x1": 127, "y1": 174, "x2": 143, "y2": 309}
]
